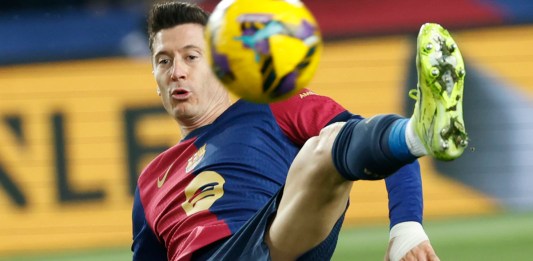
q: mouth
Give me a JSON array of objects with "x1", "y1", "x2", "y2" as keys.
[{"x1": 171, "y1": 88, "x2": 191, "y2": 100}]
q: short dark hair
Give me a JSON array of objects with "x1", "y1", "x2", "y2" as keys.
[{"x1": 147, "y1": 1, "x2": 209, "y2": 52}]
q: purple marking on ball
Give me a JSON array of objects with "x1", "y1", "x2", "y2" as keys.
[
  {"x1": 255, "y1": 40, "x2": 270, "y2": 55},
  {"x1": 212, "y1": 47, "x2": 232, "y2": 77},
  {"x1": 243, "y1": 28, "x2": 255, "y2": 36},
  {"x1": 273, "y1": 72, "x2": 297, "y2": 96},
  {"x1": 294, "y1": 20, "x2": 315, "y2": 40}
]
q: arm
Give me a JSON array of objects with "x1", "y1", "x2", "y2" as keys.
[
  {"x1": 385, "y1": 162, "x2": 439, "y2": 261},
  {"x1": 386, "y1": 161, "x2": 423, "y2": 227},
  {"x1": 132, "y1": 187, "x2": 167, "y2": 261}
]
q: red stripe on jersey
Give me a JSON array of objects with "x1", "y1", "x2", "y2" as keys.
[
  {"x1": 138, "y1": 138, "x2": 231, "y2": 261},
  {"x1": 270, "y1": 89, "x2": 347, "y2": 146}
]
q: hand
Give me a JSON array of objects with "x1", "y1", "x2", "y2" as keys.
[{"x1": 384, "y1": 239, "x2": 440, "y2": 261}]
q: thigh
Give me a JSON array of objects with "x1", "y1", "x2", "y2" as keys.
[
  {"x1": 205, "y1": 187, "x2": 346, "y2": 261},
  {"x1": 266, "y1": 122, "x2": 354, "y2": 260},
  {"x1": 206, "y1": 190, "x2": 280, "y2": 261}
]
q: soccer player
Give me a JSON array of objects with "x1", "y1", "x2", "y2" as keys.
[{"x1": 132, "y1": 1, "x2": 467, "y2": 261}]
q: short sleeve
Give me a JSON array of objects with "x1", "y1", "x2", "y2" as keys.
[{"x1": 269, "y1": 89, "x2": 347, "y2": 146}]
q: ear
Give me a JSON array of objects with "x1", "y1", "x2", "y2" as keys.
[{"x1": 157, "y1": 88, "x2": 161, "y2": 96}]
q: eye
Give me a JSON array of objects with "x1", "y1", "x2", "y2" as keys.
[
  {"x1": 158, "y1": 58, "x2": 170, "y2": 65},
  {"x1": 186, "y1": 55, "x2": 199, "y2": 61}
]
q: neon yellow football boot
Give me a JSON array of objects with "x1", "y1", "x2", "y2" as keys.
[{"x1": 411, "y1": 23, "x2": 468, "y2": 161}]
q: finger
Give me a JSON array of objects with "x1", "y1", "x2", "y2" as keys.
[
  {"x1": 384, "y1": 238, "x2": 394, "y2": 261},
  {"x1": 428, "y1": 253, "x2": 440, "y2": 261},
  {"x1": 415, "y1": 248, "x2": 428, "y2": 261},
  {"x1": 420, "y1": 241, "x2": 439, "y2": 261},
  {"x1": 401, "y1": 251, "x2": 416, "y2": 261}
]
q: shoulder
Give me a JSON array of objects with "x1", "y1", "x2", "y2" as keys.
[
  {"x1": 267, "y1": 89, "x2": 348, "y2": 145},
  {"x1": 137, "y1": 141, "x2": 188, "y2": 181}
]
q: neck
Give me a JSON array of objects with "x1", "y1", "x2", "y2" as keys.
[{"x1": 178, "y1": 96, "x2": 232, "y2": 137}]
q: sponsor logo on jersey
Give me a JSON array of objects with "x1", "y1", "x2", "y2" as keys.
[
  {"x1": 182, "y1": 171, "x2": 225, "y2": 216},
  {"x1": 157, "y1": 161, "x2": 176, "y2": 188},
  {"x1": 299, "y1": 90, "x2": 316, "y2": 99}
]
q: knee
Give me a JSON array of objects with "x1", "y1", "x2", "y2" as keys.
[
  {"x1": 312, "y1": 122, "x2": 345, "y2": 158},
  {"x1": 290, "y1": 122, "x2": 347, "y2": 185}
]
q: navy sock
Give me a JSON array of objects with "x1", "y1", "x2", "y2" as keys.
[{"x1": 332, "y1": 115, "x2": 417, "y2": 181}]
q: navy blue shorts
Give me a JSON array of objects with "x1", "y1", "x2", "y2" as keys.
[{"x1": 193, "y1": 188, "x2": 345, "y2": 261}]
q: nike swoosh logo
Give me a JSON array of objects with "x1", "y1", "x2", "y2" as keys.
[{"x1": 157, "y1": 161, "x2": 175, "y2": 188}]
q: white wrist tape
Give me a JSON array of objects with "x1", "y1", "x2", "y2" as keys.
[{"x1": 388, "y1": 221, "x2": 429, "y2": 261}]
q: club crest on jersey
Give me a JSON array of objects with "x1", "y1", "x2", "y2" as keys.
[{"x1": 186, "y1": 144, "x2": 206, "y2": 173}]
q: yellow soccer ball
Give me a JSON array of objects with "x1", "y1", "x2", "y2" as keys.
[{"x1": 206, "y1": 0, "x2": 322, "y2": 103}]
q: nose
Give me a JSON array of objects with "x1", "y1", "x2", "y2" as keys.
[{"x1": 170, "y1": 59, "x2": 187, "y2": 81}]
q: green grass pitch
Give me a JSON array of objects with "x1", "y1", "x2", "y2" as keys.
[
  {"x1": 333, "y1": 211, "x2": 533, "y2": 260},
  {"x1": 3, "y1": 212, "x2": 533, "y2": 261}
]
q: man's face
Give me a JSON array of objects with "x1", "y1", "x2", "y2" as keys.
[{"x1": 151, "y1": 23, "x2": 227, "y2": 123}]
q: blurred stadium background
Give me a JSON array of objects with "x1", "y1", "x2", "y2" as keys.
[{"x1": 1, "y1": 0, "x2": 533, "y2": 260}]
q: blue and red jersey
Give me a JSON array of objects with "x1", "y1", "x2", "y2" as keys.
[{"x1": 132, "y1": 89, "x2": 422, "y2": 260}]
